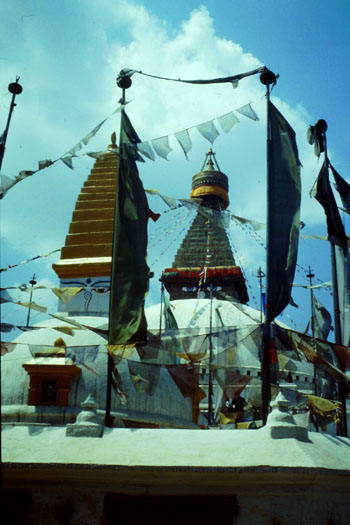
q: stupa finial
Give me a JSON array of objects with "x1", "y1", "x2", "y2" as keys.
[{"x1": 108, "y1": 132, "x2": 117, "y2": 150}]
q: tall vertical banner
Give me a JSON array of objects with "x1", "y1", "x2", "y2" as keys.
[
  {"x1": 266, "y1": 102, "x2": 301, "y2": 322},
  {"x1": 108, "y1": 110, "x2": 149, "y2": 345},
  {"x1": 335, "y1": 245, "x2": 350, "y2": 348}
]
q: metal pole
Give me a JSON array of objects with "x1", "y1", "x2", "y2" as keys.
[
  {"x1": 25, "y1": 274, "x2": 37, "y2": 327},
  {"x1": 322, "y1": 124, "x2": 348, "y2": 437},
  {"x1": 105, "y1": 73, "x2": 132, "y2": 427},
  {"x1": 260, "y1": 68, "x2": 278, "y2": 425},
  {"x1": 307, "y1": 266, "x2": 319, "y2": 432},
  {"x1": 208, "y1": 282, "x2": 214, "y2": 425},
  {"x1": 0, "y1": 77, "x2": 23, "y2": 172},
  {"x1": 159, "y1": 281, "x2": 164, "y2": 335},
  {"x1": 257, "y1": 267, "x2": 265, "y2": 323},
  {"x1": 330, "y1": 242, "x2": 348, "y2": 436}
]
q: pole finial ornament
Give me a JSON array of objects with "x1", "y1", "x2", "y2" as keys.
[{"x1": 259, "y1": 67, "x2": 278, "y2": 86}]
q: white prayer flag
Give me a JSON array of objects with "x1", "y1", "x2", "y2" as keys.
[
  {"x1": 81, "y1": 119, "x2": 107, "y2": 146},
  {"x1": 196, "y1": 120, "x2": 219, "y2": 144},
  {"x1": 138, "y1": 141, "x2": 156, "y2": 161},
  {"x1": 60, "y1": 156, "x2": 74, "y2": 169},
  {"x1": 174, "y1": 129, "x2": 192, "y2": 159},
  {"x1": 217, "y1": 111, "x2": 240, "y2": 133},
  {"x1": 151, "y1": 136, "x2": 172, "y2": 160},
  {"x1": 236, "y1": 103, "x2": 259, "y2": 121}
]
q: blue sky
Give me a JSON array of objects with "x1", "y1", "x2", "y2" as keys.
[{"x1": 1, "y1": 0, "x2": 349, "y2": 335}]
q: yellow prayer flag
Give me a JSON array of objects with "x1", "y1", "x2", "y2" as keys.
[{"x1": 51, "y1": 287, "x2": 83, "y2": 304}]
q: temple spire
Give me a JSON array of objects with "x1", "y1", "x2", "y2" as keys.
[{"x1": 162, "y1": 150, "x2": 248, "y2": 303}]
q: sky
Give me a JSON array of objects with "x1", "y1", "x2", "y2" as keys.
[{"x1": 1, "y1": 0, "x2": 350, "y2": 336}]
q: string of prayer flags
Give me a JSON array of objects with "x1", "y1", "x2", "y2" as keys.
[
  {"x1": 16, "y1": 301, "x2": 48, "y2": 313},
  {"x1": 65, "y1": 345, "x2": 99, "y2": 364},
  {"x1": 0, "y1": 106, "x2": 122, "y2": 198},
  {"x1": 231, "y1": 214, "x2": 266, "y2": 232},
  {"x1": 0, "y1": 248, "x2": 60, "y2": 272},
  {"x1": 134, "y1": 65, "x2": 265, "y2": 87},
  {"x1": 28, "y1": 344, "x2": 65, "y2": 358},
  {"x1": 81, "y1": 119, "x2": 108, "y2": 146},
  {"x1": 138, "y1": 102, "x2": 259, "y2": 162},
  {"x1": 38, "y1": 159, "x2": 54, "y2": 170},
  {"x1": 300, "y1": 234, "x2": 328, "y2": 241}
]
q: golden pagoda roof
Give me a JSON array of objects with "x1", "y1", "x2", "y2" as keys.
[{"x1": 52, "y1": 137, "x2": 119, "y2": 279}]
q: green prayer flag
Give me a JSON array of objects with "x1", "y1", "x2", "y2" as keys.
[
  {"x1": 266, "y1": 102, "x2": 301, "y2": 322},
  {"x1": 108, "y1": 109, "x2": 149, "y2": 344}
]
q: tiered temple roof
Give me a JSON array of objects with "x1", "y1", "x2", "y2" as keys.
[
  {"x1": 52, "y1": 137, "x2": 119, "y2": 279},
  {"x1": 162, "y1": 150, "x2": 249, "y2": 303}
]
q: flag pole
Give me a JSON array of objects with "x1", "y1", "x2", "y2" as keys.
[
  {"x1": 25, "y1": 274, "x2": 37, "y2": 328},
  {"x1": 260, "y1": 68, "x2": 278, "y2": 425},
  {"x1": 257, "y1": 267, "x2": 265, "y2": 323},
  {"x1": 321, "y1": 121, "x2": 348, "y2": 437},
  {"x1": 105, "y1": 73, "x2": 132, "y2": 427},
  {"x1": 0, "y1": 77, "x2": 23, "y2": 173},
  {"x1": 208, "y1": 281, "x2": 214, "y2": 425},
  {"x1": 307, "y1": 266, "x2": 319, "y2": 432}
]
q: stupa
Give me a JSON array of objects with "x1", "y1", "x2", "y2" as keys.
[{"x1": 2, "y1": 136, "x2": 350, "y2": 524}]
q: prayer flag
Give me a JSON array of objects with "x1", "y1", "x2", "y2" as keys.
[
  {"x1": 108, "y1": 109, "x2": 149, "y2": 345},
  {"x1": 236, "y1": 103, "x2": 259, "y2": 121},
  {"x1": 151, "y1": 136, "x2": 172, "y2": 160},
  {"x1": 330, "y1": 162, "x2": 350, "y2": 213},
  {"x1": 312, "y1": 295, "x2": 332, "y2": 341},
  {"x1": 174, "y1": 129, "x2": 192, "y2": 159},
  {"x1": 196, "y1": 120, "x2": 219, "y2": 144},
  {"x1": 51, "y1": 287, "x2": 83, "y2": 304},
  {"x1": 127, "y1": 360, "x2": 160, "y2": 395},
  {"x1": 266, "y1": 102, "x2": 301, "y2": 321},
  {"x1": 313, "y1": 161, "x2": 347, "y2": 249}
]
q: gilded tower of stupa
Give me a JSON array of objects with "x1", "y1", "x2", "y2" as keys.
[{"x1": 162, "y1": 149, "x2": 248, "y2": 303}]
